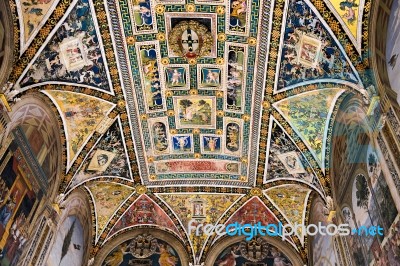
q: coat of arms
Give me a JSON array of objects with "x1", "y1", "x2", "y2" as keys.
[{"x1": 168, "y1": 20, "x2": 213, "y2": 59}]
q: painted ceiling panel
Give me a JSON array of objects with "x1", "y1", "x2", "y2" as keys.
[
  {"x1": 265, "y1": 118, "x2": 324, "y2": 193},
  {"x1": 19, "y1": 0, "x2": 112, "y2": 92},
  {"x1": 264, "y1": 184, "x2": 312, "y2": 242},
  {"x1": 42, "y1": 90, "x2": 115, "y2": 168},
  {"x1": 69, "y1": 117, "x2": 132, "y2": 188},
  {"x1": 274, "y1": 88, "x2": 345, "y2": 164},
  {"x1": 276, "y1": 0, "x2": 359, "y2": 92},
  {"x1": 5, "y1": 0, "x2": 374, "y2": 260},
  {"x1": 85, "y1": 181, "x2": 135, "y2": 240}
]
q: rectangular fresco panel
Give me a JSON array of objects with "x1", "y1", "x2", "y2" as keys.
[
  {"x1": 128, "y1": 0, "x2": 157, "y2": 34},
  {"x1": 197, "y1": 64, "x2": 223, "y2": 90},
  {"x1": 154, "y1": 160, "x2": 240, "y2": 174},
  {"x1": 163, "y1": 64, "x2": 189, "y2": 90},
  {"x1": 147, "y1": 117, "x2": 171, "y2": 155},
  {"x1": 225, "y1": 43, "x2": 247, "y2": 113},
  {"x1": 136, "y1": 41, "x2": 165, "y2": 112},
  {"x1": 173, "y1": 96, "x2": 216, "y2": 129},
  {"x1": 226, "y1": 0, "x2": 250, "y2": 35},
  {"x1": 223, "y1": 117, "x2": 243, "y2": 156}
]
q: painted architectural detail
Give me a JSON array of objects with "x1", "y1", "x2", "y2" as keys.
[
  {"x1": 226, "y1": 0, "x2": 251, "y2": 35},
  {"x1": 225, "y1": 197, "x2": 277, "y2": 225},
  {"x1": 165, "y1": 13, "x2": 217, "y2": 58},
  {"x1": 70, "y1": 118, "x2": 132, "y2": 188},
  {"x1": 154, "y1": 160, "x2": 240, "y2": 175},
  {"x1": 43, "y1": 90, "x2": 114, "y2": 167},
  {"x1": 20, "y1": 0, "x2": 111, "y2": 91},
  {"x1": 85, "y1": 182, "x2": 134, "y2": 239},
  {"x1": 148, "y1": 117, "x2": 171, "y2": 155},
  {"x1": 128, "y1": 0, "x2": 157, "y2": 34},
  {"x1": 274, "y1": 88, "x2": 344, "y2": 164}
]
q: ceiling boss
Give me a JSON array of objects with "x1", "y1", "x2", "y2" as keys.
[{"x1": 168, "y1": 20, "x2": 213, "y2": 60}]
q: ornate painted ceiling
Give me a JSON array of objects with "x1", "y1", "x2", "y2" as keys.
[{"x1": 6, "y1": 0, "x2": 375, "y2": 263}]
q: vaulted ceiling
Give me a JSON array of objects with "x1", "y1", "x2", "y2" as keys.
[{"x1": 7, "y1": 0, "x2": 375, "y2": 262}]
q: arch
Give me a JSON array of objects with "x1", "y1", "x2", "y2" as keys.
[
  {"x1": 8, "y1": 92, "x2": 63, "y2": 200},
  {"x1": 205, "y1": 235, "x2": 303, "y2": 266},
  {"x1": 369, "y1": 0, "x2": 400, "y2": 109},
  {"x1": 94, "y1": 228, "x2": 190, "y2": 266},
  {"x1": 0, "y1": 0, "x2": 14, "y2": 88},
  {"x1": 330, "y1": 94, "x2": 371, "y2": 203},
  {"x1": 307, "y1": 196, "x2": 340, "y2": 266},
  {"x1": 44, "y1": 189, "x2": 92, "y2": 266}
]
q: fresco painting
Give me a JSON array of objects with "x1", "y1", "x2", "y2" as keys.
[
  {"x1": 164, "y1": 66, "x2": 188, "y2": 90},
  {"x1": 278, "y1": 0, "x2": 358, "y2": 90},
  {"x1": 148, "y1": 118, "x2": 170, "y2": 155},
  {"x1": 86, "y1": 182, "x2": 134, "y2": 237},
  {"x1": 44, "y1": 90, "x2": 114, "y2": 165},
  {"x1": 225, "y1": 43, "x2": 246, "y2": 112},
  {"x1": 154, "y1": 160, "x2": 240, "y2": 175},
  {"x1": 129, "y1": 0, "x2": 156, "y2": 33},
  {"x1": 20, "y1": 0, "x2": 111, "y2": 91},
  {"x1": 19, "y1": 0, "x2": 58, "y2": 42},
  {"x1": 226, "y1": 0, "x2": 249, "y2": 34},
  {"x1": 265, "y1": 184, "x2": 311, "y2": 237},
  {"x1": 137, "y1": 42, "x2": 164, "y2": 112},
  {"x1": 274, "y1": 89, "x2": 344, "y2": 163},
  {"x1": 198, "y1": 65, "x2": 222, "y2": 90},
  {"x1": 70, "y1": 119, "x2": 131, "y2": 187},
  {"x1": 0, "y1": 155, "x2": 37, "y2": 266},
  {"x1": 102, "y1": 234, "x2": 181, "y2": 266},
  {"x1": 109, "y1": 195, "x2": 179, "y2": 237},
  {"x1": 225, "y1": 197, "x2": 277, "y2": 226},
  {"x1": 214, "y1": 240, "x2": 293, "y2": 265},
  {"x1": 157, "y1": 193, "x2": 241, "y2": 256},
  {"x1": 265, "y1": 121, "x2": 321, "y2": 190},
  {"x1": 171, "y1": 134, "x2": 193, "y2": 154},
  {"x1": 46, "y1": 216, "x2": 84, "y2": 266},
  {"x1": 223, "y1": 118, "x2": 242, "y2": 156},
  {"x1": 174, "y1": 96, "x2": 216, "y2": 129},
  {"x1": 327, "y1": 0, "x2": 360, "y2": 39},
  {"x1": 200, "y1": 135, "x2": 222, "y2": 154}
]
